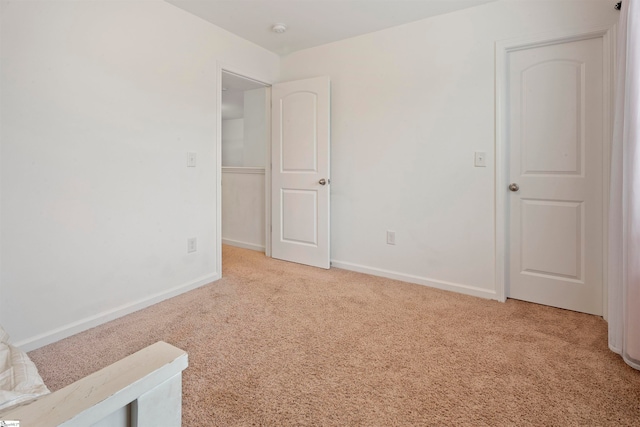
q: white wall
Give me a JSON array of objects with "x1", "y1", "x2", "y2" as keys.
[
  {"x1": 221, "y1": 88, "x2": 267, "y2": 252},
  {"x1": 243, "y1": 87, "x2": 268, "y2": 167},
  {"x1": 279, "y1": 0, "x2": 618, "y2": 298},
  {"x1": 221, "y1": 88, "x2": 268, "y2": 168},
  {"x1": 222, "y1": 118, "x2": 244, "y2": 166},
  {"x1": 222, "y1": 169, "x2": 266, "y2": 251},
  {"x1": 0, "y1": 0, "x2": 279, "y2": 349}
]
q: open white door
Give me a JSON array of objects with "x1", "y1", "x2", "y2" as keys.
[{"x1": 271, "y1": 76, "x2": 330, "y2": 269}]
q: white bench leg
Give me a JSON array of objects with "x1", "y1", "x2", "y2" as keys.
[{"x1": 131, "y1": 374, "x2": 182, "y2": 427}]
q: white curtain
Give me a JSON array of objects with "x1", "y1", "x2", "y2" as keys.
[{"x1": 609, "y1": 0, "x2": 640, "y2": 370}]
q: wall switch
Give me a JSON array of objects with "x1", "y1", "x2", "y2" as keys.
[
  {"x1": 474, "y1": 151, "x2": 487, "y2": 167},
  {"x1": 187, "y1": 237, "x2": 197, "y2": 253},
  {"x1": 187, "y1": 152, "x2": 197, "y2": 167},
  {"x1": 387, "y1": 231, "x2": 396, "y2": 245}
]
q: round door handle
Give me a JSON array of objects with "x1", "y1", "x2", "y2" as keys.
[
  {"x1": 319, "y1": 178, "x2": 327, "y2": 185},
  {"x1": 508, "y1": 183, "x2": 520, "y2": 192}
]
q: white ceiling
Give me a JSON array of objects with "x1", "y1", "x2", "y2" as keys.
[{"x1": 166, "y1": 0, "x2": 497, "y2": 56}]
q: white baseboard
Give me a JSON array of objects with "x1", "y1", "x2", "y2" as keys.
[
  {"x1": 330, "y1": 259, "x2": 497, "y2": 301},
  {"x1": 222, "y1": 238, "x2": 265, "y2": 252},
  {"x1": 16, "y1": 273, "x2": 220, "y2": 352}
]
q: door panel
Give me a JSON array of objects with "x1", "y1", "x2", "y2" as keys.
[
  {"x1": 272, "y1": 76, "x2": 330, "y2": 268},
  {"x1": 508, "y1": 37, "x2": 603, "y2": 314},
  {"x1": 282, "y1": 92, "x2": 318, "y2": 172},
  {"x1": 520, "y1": 199, "x2": 582, "y2": 279},
  {"x1": 522, "y1": 61, "x2": 583, "y2": 175},
  {"x1": 282, "y1": 189, "x2": 318, "y2": 245}
]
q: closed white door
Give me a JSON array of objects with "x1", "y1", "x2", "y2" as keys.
[
  {"x1": 507, "y1": 37, "x2": 604, "y2": 314},
  {"x1": 271, "y1": 76, "x2": 330, "y2": 269}
]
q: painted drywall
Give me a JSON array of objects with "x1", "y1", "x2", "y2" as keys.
[
  {"x1": 0, "y1": 0, "x2": 278, "y2": 349},
  {"x1": 222, "y1": 119, "x2": 245, "y2": 166},
  {"x1": 221, "y1": 88, "x2": 268, "y2": 250},
  {"x1": 221, "y1": 88, "x2": 268, "y2": 168},
  {"x1": 242, "y1": 87, "x2": 268, "y2": 167},
  {"x1": 222, "y1": 169, "x2": 266, "y2": 251},
  {"x1": 279, "y1": 0, "x2": 618, "y2": 298}
]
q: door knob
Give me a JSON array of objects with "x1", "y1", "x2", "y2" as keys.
[
  {"x1": 319, "y1": 178, "x2": 327, "y2": 185},
  {"x1": 509, "y1": 183, "x2": 520, "y2": 192}
]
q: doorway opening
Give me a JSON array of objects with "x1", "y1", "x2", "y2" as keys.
[{"x1": 220, "y1": 70, "x2": 271, "y2": 257}]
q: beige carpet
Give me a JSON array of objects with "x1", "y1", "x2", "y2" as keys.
[{"x1": 29, "y1": 245, "x2": 640, "y2": 426}]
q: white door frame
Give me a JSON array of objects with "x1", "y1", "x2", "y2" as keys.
[
  {"x1": 215, "y1": 62, "x2": 273, "y2": 277},
  {"x1": 494, "y1": 25, "x2": 615, "y2": 317}
]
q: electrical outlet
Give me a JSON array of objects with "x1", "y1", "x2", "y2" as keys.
[
  {"x1": 474, "y1": 151, "x2": 487, "y2": 167},
  {"x1": 187, "y1": 237, "x2": 197, "y2": 253},
  {"x1": 187, "y1": 152, "x2": 197, "y2": 167},
  {"x1": 387, "y1": 231, "x2": 396, "y2": 245}
]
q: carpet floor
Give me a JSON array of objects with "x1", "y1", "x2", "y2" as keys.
[{"x1": 29, "y1": 245, "x2": 640, "y2": 426}]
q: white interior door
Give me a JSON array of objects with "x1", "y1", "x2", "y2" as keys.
[
  {"x1": 507, "y1": 37, "x2": 604, "y2": 314},
  {"x1": 271, "y1": 76, "x2": 330, "y2": 269}
]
